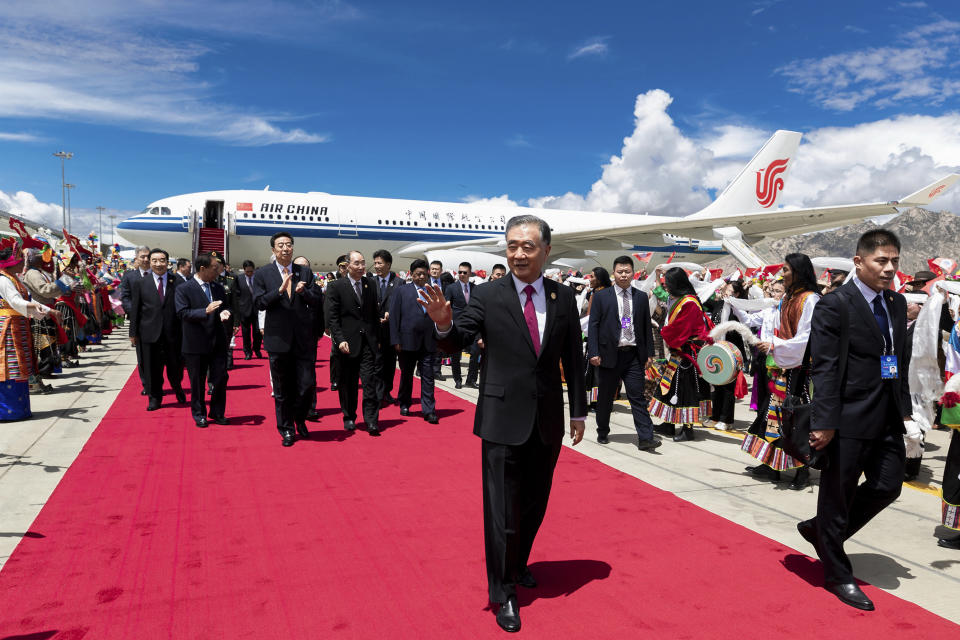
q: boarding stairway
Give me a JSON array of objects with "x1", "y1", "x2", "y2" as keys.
[
  {"x1": 197, "y1": 227, "x2": 226, "y2": 261},
  {"x1": 713, "y1": 227, "x2": 766, "y2": 269}
]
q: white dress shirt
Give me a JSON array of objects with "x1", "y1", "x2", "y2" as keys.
[
  {"x1": 613, "y1": 283, "x2": 637, "y2": 347},
  {"x1": 853, "y1": 275, "x2": 895, "y2": 349},
  {"x1": 151, "y1": 271, "x2": 167, "y2": 294}
]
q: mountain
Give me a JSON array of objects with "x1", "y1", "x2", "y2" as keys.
[{"x1": 708, "y1": 207, "x2": 960, "y2": 275}]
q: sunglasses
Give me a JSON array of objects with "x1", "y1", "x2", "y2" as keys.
[{"x1": 458, "y1": 271, "x2": 470, "y2": 275}]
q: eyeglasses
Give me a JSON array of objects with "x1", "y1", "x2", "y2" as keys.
[{"x1": 458, "y1": 271, "x2": 469, "y2": 275}]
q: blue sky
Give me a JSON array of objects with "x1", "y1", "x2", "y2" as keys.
[{"x1": 0, "y1": 0, "x2": 959, "y2": 238}]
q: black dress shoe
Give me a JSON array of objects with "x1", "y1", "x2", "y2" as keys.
[
  {"x1": 140, "y1": 389, "x2": 148, "y2": 396},
  {"x1": 296, "y1": 421, "x2": 309, "y2": 437},
  {"x1": 597, "y1": 435, "x2": 610, "y2": 444},
  {"x1": 175, "y1": 390, "x2": 187, "y2": 404},
  {"x1": 466, "y1": 381, "x2": 480, "y2": 389},
  {"x1": 655, "y1": 422, "x2": 676, "y2": 436},
  {"x1": 343, "y1": 419, "x2": 356, "y2": 431},
  {"x1": 517, "y1": 567, "x2": 537, "y2": 588},
  {"x1": 255, "y1": 351, "x2": 263, "y2": 359},
  {"x1": 367, "y1": 425, "x2": 381, "y2": 437},
  {"x1": 330, "y1": 382, "x2": 338, "y2": 391},
  {"x1": 305, "y1": 409, "x2": 320, "y2": 421},
  {"x1": 195, "y1": 419, "x2": 208, "y2": 428},
  {"x1": 281, "y1": 430, "x2": 295, "y2": 447},
  {"x1": 399, "y1": 406, "x2": 410, "y2": 417},
  {"x1": 747, "y1": 465, "x2": 781, "y2": 481},
  {"x1": 673, "y1": 425, "x2": 695, "y2": 442},
  {"x1": 937, "y1": 535, "x2": 960, "y2": 550},
  {"x1": 381, "y1": 394, "x2": 396, "y2": 408},
  {"x1": 146, "y1": 401, "x2": 160, "y2": 411},
  {"x1": 789, "y1": 466, "x2": 810, "y2": 490},
  {"x1": 637, "y1": 437, "x2": 663, "y2": 452},
  {"x1": 210, "y1": 416, "x2": 229, "y2": 425},
  {"x1": 826, "y1": 582, "x2": 874, "y2": 611},
  {"x1": 495, "y1": 596, "x2": 521, "y2": 632},
  {"x1": 435, "y1": 373, "x2": 446, "y2": 381},
  {"x1": 424, "y1": 413, "x2": 439, "y2": 424},
  {"x1": 454, "y1": 381, "x2": 463, "y2": 389},
  {"x1": 797, "y1": 519, "x2": 821, "y2": 556},
  {"x1": 244, "y1": 353, "x2": 252, "y2": 360}
]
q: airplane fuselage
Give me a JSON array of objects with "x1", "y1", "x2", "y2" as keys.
[{"x1": 116, "y1": 189, "x2": 725, "y2": 272}]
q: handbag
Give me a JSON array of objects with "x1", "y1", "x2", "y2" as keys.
[{"x1": 777, "y1": 299, "x2": 848, "y2": 471}]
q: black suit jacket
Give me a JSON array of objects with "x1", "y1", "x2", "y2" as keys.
[
  {"x1": 251, "y1": 262, "x2": 322, "y2": 353},
  {"x1": 437, "y1": 275, "x2": 587, "y2": 446},
  {"x1": 175, "y1": 278, "x2": 228, "y2": 355},
  {"x1": 129, "y1": 271, "x2": 181, "y2": 346},
  {"x1": 586, "y1": 285, "x2": 654, "y2": 366},
  {"x1": 235, "y1": 272, "x2": 257, "y2": 322},
  {"x1": 811, "y1": 280, "x2": 911, "y2": 439},
  {"x1": 325, "y1": 275, "x2": 380, "y2": 357},
  {"x1": 444, "y1": 280, "x2": 475, "y2": 324},
  {"x1": 390, "y1": 283, "x2": 436, "y2": 352},
  {"x1": 119, "y1": 268, "x2": 146, "y2": 315}
]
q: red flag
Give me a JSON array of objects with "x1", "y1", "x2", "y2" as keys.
[
  {"x1": 475, "y1": 269, "x2": 487, "y2": 279},
  {"x1": 929, "y1": 257, "x2": 957, "y2": 277},
  {"x1": 62, "y1": 229, "x2": 94, "y2": 259},
  {"x1": 632, "y1": 251, "x2": 653, "y2": 264},
  {"x1": 8, "y1": 218, "x2": 44, "y2": 249},
  {"x1": 744, "y1": 267, "x2": 760, "y2": 278},
  {"x1": 762, "y1": 263, "x2": 783, "y2": 277},
  {"x1": 665, "y1": 251, "x2": 676, "y2": 264},
  {"x1": 237, "y1": 202, "x2": 253, "y2": 211},
  {"x1": 894, "y1": 271, "x2": 911, "y2": 292},
  {"x1": 708, "y1": 268, "x2": 723, "y2": 281}
]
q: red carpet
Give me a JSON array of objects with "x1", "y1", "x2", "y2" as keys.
[{"x1": 0, "y1": 338, "x2": 956, "y2": 639}]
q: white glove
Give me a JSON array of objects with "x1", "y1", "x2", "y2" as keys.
[{"x1": 904, "y1": 420, "x2": 924, "y2": 458}]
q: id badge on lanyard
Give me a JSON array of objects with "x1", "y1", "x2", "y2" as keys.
[{"x1": 881, "y1": 354, "x2": 898, "y2": 379}]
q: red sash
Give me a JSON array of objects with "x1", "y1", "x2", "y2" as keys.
[{"x1": 56, "y1": 294, "x2": 88, "y2": 327}]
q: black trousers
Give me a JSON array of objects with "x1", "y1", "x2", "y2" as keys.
[
  {"x1": 135, "y1": 340, "x2": 146, "y2": 389},
  {"x1": 239, "y1": 315, "x2": 262, "y2": 356},
  {"x1": 711, "y1": 381, "x2": 736, "y2": 423},
  {"x1": 267, "y1": 348, "x2": 315, "y2": 432},
  {"x1": 814, "y1": 426, "x2": 905, "y2": 585},
  {"x1": 329, "y1": 343, "x2": 341, "y2": 385},
  {"x1": 184, "y1": 351, "x2": 227, "y2": 422},
  {"x1": 377, "y1": 331, "x2": 397, "y2": 398},
  {"x1": 397, "y1": 349, "x2": 436, "y2": 415},
  {"x1": 450, "y1": 341, "x2": 480, "y2": 384},
  {"x1": 482, "y1": 431, "x2": 562, "y2": 603},
  {"x1": 141, "y1": 339, "x2": 183, "y2": 404},
  {"x1": 595, "y1": 348, "x2": 654, "y2": 440},
  {"x1": 337, "y1": 341, "x2": 380, "y2": 427}
]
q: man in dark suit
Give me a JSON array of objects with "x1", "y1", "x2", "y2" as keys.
[
  {"x1": 371, "y1": 249, "x2": 401, "y2": 405},
  {"x1": 175, "y1": 252, "x2": 229, "y2": 427},
  {"x1": 213, "y1": 254, "x2": 238, "y2": 371},
  {"x1": 128, "y1": 248, "x2": 186, "y2": 410},
  {"x1": 390, "y1": 259, "x2": 439, "y2": 423},
  {"x1": 235, "y1": 259, "x2": 263, "y2": 360},
  {"x1": 587, "y1": 255, "x2": 658, "y2": 450},
  {"x1": 444, "y1": 261, "x2": 481, "y2": 389},
  {"x1": 325, "y1": 254, "x2": 349, "y2": 391},
  {"x1": 798, "y1": 229, "x2": 911, "y2": 612},
  {"x1": 326, "y1": 250, "x2": 382, "y2": 435},
  {"x1": 174, "y1": 258, "x2": 191, "y2": 283},
  {"x1": 421, "y1": 215, "x2": 587, "y2": 633},
  {"x1": 251, "y1": 232, "x2": 323, "y2": 447},
  {"x1": 120, "y1": 245, "x2": 151, "y2": 394}
]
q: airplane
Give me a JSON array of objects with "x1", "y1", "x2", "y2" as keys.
[{"x1": 116, "y1": 130, "x2": 959, "y2": 273}]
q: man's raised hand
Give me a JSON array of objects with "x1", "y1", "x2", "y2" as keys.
[{"x1": 417, "y1": 283, "x2": 453, "y2": 331}]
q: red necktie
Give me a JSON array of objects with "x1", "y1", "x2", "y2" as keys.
[
  {"x1": 523, "y1": 284, "x2": 540, "y2": 355},
  {"x1": 157, "y1": 276, "x2": 164, "y2": 303}
]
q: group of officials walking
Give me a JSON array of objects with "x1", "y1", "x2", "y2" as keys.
[{"x1": 123, "y1": 218, "x2": 930, "y2": 631}]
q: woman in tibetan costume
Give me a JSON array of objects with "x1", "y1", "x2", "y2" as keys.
[
  {"x1": 648, "y1": 268, "x2": 713, "y2": 442},
  {"x1": 0, "y1": 239, "x2": 58, "y2": 420},
  {"x1": 739, "y1": 253, "x2": 820, "y2": 489}
]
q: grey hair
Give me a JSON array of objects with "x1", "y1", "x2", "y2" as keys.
[
  {"x1": 505, "y1": 214, "x2": 551, "y2": 246},
  {"x1": 136, "y1": 245, "x2": 150, "y2": 255}
]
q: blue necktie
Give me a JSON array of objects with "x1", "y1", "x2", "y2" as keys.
[
  {"x1": 872, "y1": 294, "x2": 891, "y2": 353},
  {"x1": 203, "y1": 282, "x2": 212, "y2": 303}
]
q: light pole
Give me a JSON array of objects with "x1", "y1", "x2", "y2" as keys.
[
  {"x1": 96, "y1": 206, "x2": 105, "y2": 253},
  {"x1": 109, "y1": 214, "x2": 117, "y2": 245},
  {"x1": 64, "y1": 184, "x2": 75, "y2": 235},
  {"x1": 53, "y1": 151, "x2": 72, "y2": 232}
]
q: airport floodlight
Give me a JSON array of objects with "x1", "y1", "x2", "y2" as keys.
[{"x1": 53, "y1": 151, "x2": 73, "y2": 232}]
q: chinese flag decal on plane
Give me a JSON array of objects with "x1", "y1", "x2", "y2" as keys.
[{"x1": 756, "y1": 158, "x2": 789, "y2": 208}]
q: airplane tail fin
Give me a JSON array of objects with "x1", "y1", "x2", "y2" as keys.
[
  {"x1": 686, "y1": 130, "x2": 802, "y2": 220},
  {"x1": 898, "y1": 174, "x2": 960, "y2": 206}
]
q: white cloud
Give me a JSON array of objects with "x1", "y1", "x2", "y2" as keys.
[
  {"x1": 0, "y1": 1, "x2": 350, "y2": 145},
  {"x1": 462, "y1": 194, "x2": 519, "y2": 206},
  {"x1": 517, "y1": 89, "x2": 960, "y2": 218},
  {"x1": 843, "y1": 25, "x2": 869, "y2": 34},
  {"x1": 0, "y1": 188, "x2": 139, "y2": 241},
  {"x1": 897, "y1": 1, "x2": 927, "y2": 8},
  {"x1": 778, "y1": 19, "x2": 960, "y2": 111},
  {"x1": 568, "y1": 37, "x2": 610, "y2": 60},
  {"x1": 0, "y1": 131, "x2": 48, "y2": 143}
]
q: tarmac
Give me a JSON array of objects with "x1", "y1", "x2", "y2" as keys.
[{"x1": 1, "y1": 337, "x2": 958, "y2": 624}]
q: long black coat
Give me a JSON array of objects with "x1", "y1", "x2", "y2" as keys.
[
  {"x1": 325, "y1": 275, "x2": 380, "y2": 357},
  {"x1": 128, "y1": 271, "x2": 181, "y2": 347},
  {"x1": 251, "y1": 262, "x2": 322, "y2": 354},
  {"x1": 175, "y1": 278, "x2": 228, "y2": 355}
]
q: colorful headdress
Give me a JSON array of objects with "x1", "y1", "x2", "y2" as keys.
[{"x1": 0, "y1": 235, "x2": 23, "y2": 268}]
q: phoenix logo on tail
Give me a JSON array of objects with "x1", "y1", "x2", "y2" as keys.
[{"x1": 756, "y1": 158, "x2": 789, "y2": 208}]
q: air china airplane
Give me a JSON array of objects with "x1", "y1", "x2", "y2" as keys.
[{"x1": 116, "y1": 130, "x2": 959, "y2": 272}]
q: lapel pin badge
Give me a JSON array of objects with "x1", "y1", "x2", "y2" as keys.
[{"x1": 550, "y1": 292, "x2": 557, "y2": 300}]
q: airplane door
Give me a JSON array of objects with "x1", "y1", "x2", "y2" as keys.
[
  {"x1": 337, "y1": 207, "x2": 358, "y2": 237},
  {"x1": 203, "y1": 200, "x2": 224, "y2": 229}
]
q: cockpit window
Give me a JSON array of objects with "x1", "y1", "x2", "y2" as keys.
[
  {"x1": 161, "y1": 207, "x2": 171, "y2": 216},
  {"x1": 150, "y1": 207, "x2": 159, "y2": 215}
]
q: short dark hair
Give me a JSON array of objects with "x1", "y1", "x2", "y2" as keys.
[
  {"x1": 430, "y1": 260, "x2": 442, "y2": 268},
  {"x1": 459, "y1": 261, "x2": 472, "y2": 272},
  {"x1": 270, "y1": 231, "x2": 293, "y2": 248},
  {"x1": 373, "y1": 249, "x2": 393, "y2": 264},
  {"x1": 856, "y1": 229, "x2": 901, "y2": 257},
  {"x1": 149, "y1": 248, "x2": 168, "y2": 260},
  {"x1": 505, "y1": 214, "x2": 551, "y2": 246},
  {"x1": 612, "y1": 255, "x2": 634, "y2": 270},
  {"x1": 491, "y1": 263, "x2": 506, "y2": 273},
  {"x1": 176, "y1": 258, "x2": 189, "y2": 269},
  {"x1": 194, "y1": 252, "x2": 214, "y2": 270},
  {"x1": 242, "y1": 259, "x2": 255, "y2": 269},
  {"x1": 410, "y1": 258, "x2": 429, "y2": 273}
]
